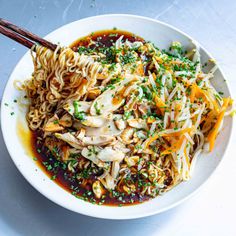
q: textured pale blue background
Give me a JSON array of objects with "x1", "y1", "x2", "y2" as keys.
[{"x1": 0, "y1": 1, "x2": 236, "y2": 235}]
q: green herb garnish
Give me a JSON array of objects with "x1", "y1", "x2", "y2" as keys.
[{"x1": 73, "y1": 101, "x2": 86, "y2": 120}]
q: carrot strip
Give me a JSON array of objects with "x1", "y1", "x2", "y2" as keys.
[
  {"x1": 161, "y1": 149, "x2": 174, "y2": 156},
  {"x1": 161, "y1": 136, "x2": 185, "y2": 155},
  {"x1": 137, "y1": 63, "x2": 144, "y2": 76},
  {"x1": 201, "y1": 110, "x2": 215, "y2": 129},
  {"x1": 190, "y1": 84, "x2": 196, "y2": 103},
  {"x1": 194, "y1": 85, "x2": 220, "y2": 113},
  {"x1": 154, "y1": 95, "x2": 166, "y2": 115},
  {"x1": 207, "y1": 97, "x2": 230, "y2": 151},
  {"x1": 145, "y1": 134, "x2": 160, "y2": 148},
  {"x1": 146, "y1": 127, "x2": 193, "y2": 148},
  {"x1": 154, "y1": 56, "x2": 163, "y2": 64},
  {"x1": 147, "y1": 117, "x2": 156, "y2": 124}
]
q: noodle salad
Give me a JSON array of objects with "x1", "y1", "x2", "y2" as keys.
[{"x1": 19, "y1": 31, "x2": 232, "y2": 205}]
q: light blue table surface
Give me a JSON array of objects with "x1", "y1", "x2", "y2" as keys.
[{"x1": 0, "y1": 1, "x2": 236, "y2": 235}]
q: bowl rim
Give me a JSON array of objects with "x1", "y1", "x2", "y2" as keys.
[{"x1": 1, "y1": 14, "x2": 234, "y2": 219}]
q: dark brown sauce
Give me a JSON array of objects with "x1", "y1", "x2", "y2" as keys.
[
  {"x1": 28, "y1": 30, "x2": 152, "y2": 206},
  {"x1": 70, "y1": 29, "x2": 144, "y2": 50}
]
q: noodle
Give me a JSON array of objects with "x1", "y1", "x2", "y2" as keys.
[{"x1": 23, "y1": 45, "x2": 102, "y2": 130}]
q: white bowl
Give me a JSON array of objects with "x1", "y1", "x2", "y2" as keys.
[{"x1": 1, "y1": 14, "x2": 233, "y2": 219}]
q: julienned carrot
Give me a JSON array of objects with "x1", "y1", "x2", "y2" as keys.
[
  {"x1": 207, "y1": 97, "x2": 230, "y2": 151},
  {"x1": 195, "y1": 85, "x2": 220, "y2": 113},
  {"x1": 154, "y1": 95, "x2": 166, "y2": 115},
  {"x1": 146, "y1": 127, "x2": 194, "y2": 148},
  {"x1": 161, "y1": 136, "x2": 185, "y2": 155},
  {"x1": 190, "y1": 84, "x2": 196, "y2": 103}
]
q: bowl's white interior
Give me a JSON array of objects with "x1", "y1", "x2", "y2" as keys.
[{"x1": 1, "y1": 14, "x2": 233, "y2": 219}]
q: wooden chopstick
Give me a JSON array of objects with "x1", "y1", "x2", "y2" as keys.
[
  {"x1": 0, "y1": 18, "x2": 57, "y2": 51},
  {"x1": 0, "y1": 25, "x2": 34, "y2": 49}
]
